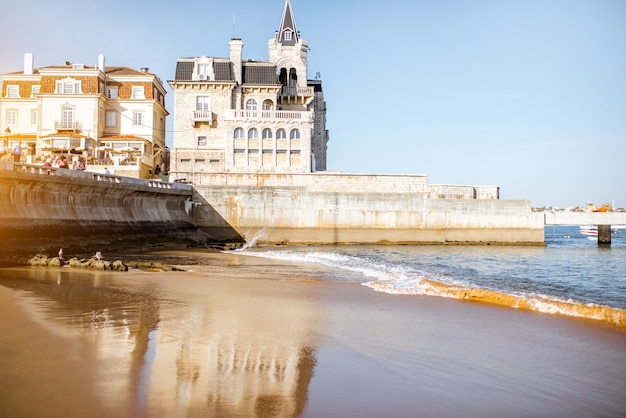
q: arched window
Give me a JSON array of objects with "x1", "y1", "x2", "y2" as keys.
[
  {"x1": 289, "y1": 129, "x2": 301, "y2": 140},
  {"x1": 289, "y1": 68, "x2": 297, "y2": 88},
  {"x1": 248, "y1": 128, "x2": 259, "y2": 139},
  {"x1": 276, "y1": 128, "x2": 286, "y2": 139},
  {"x1": 262, "y1": 128, "x2": 273, "y2": 139},
  {"x1": 245, "y1": 99, "x2": 257, "y2": 111},
  {"x1": 279, "y1": 68, "x2": 288, "y2": 87},
  {"x1": 262, "y1": 100, "x2": 273, "y2": 111},
  {"x1": 233, "y1": 127, "x2": 244, "y2": 138}
]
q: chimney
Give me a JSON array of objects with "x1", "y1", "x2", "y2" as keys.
[
  {"x1": 98, "y1": 54, "x2": 105, "y2": 72},
  {"x1": 24, "y1": 53, "x2": 34, "y2": 75},
  {"x1": 229, "y1": 38, "x2": 243, "y2": 84}
]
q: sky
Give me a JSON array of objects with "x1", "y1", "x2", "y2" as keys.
[{"x1": 1, "y1": 0, "x2": 624, "y2": 208}]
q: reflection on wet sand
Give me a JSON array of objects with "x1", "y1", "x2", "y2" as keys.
[{"x1": 0, "y1": 267, "x2": 320, "y2": 417}]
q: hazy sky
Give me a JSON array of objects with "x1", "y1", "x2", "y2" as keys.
[{"x1": 2, "y1": 0, "x2": 624, "y2": 208}]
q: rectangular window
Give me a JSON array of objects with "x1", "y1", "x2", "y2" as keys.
[
  {"x1": 234, "y1": 149, "x2": 245, "y2": 154},
  {"x1": 31, "y1": 110, "x2": 38, "y2": 126},
  {"x1": 106, "y1": 111, "x2": 117, "y2": 127},
  {"x1": 7, "y1": 86, "x2": 19, "y2": 98},
  {"x1": 131, "y1": 86, "x2": 145, "y2": 99},
  {"x1": 197, "y1": 136, "x2": 207, "y2": 146},
  {"x1": 7, "y1": 110, "x2": 17, "y2": 125},
  {"x1": 198, "y1": 63, "x2": 209, "y2": 75},
  {"x1": 57, "y1": 81, "x2": 81, "y2": 94},
  {"x1": 32, "y1": 86, "x2": 40, "y2": 96},
  {"x1": 196, "y1": 96, "x2": 210, "y2": 111},
  {"x1": 106, "y1": 86, "x2": 118, "y2": 99},
  {"x1": 132, "y1": 111, "x2": 143, "y2": 126},
  {"x1": 195, "y1": 159, "x2": 205, "y2": 163},
  {"x1": 62, "y1": 106, "x2": 74, "y2": 128}
]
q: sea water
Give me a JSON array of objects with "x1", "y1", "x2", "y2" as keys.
[{"x1": 237, "y1": 226, "x2": 626, "y2": 326}]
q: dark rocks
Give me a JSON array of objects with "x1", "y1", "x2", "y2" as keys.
[
  {"x1": 26, "y1": 254, "x2": 185, "y2": 272},
  {"x1": 28, "y1": 254, "x2": 128, "y2": 271},
  {"x1": 124, "y1": 261, "x2": 185, "y2": 272}
]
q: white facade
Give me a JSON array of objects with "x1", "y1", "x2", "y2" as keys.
[
  {"x1": 0, "y1": 55, "x2": 168, "y2": 178},
  {"x1": 168, "y1": 0, "x2": 329, "y2": 177}
]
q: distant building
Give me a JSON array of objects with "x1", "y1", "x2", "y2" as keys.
[
  {"x1": 0, "y1": 54, "x2": 168, "y2": 178},
  {"x1": 168, "y1": 0, "x2": 329, "y2": 175}
]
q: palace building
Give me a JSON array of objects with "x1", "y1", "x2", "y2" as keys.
[{"x1": 168, "y1": 0, "x2": 329, "y2": 175}]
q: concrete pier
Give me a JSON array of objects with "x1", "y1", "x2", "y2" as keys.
[
  {"x1": 598, "y1": 225, "x2": 612, "y2": 245},
  {"x1": 544, "y1": 212, "x2": 626, "y2": 246}
]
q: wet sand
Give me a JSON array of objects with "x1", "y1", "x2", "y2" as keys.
[{"x1": 1, "y1": 252, "x2": 626, "y2": 417}]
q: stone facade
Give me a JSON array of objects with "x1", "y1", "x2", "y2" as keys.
[
  {"x1": 0, "y1": 54, "x2": 168, "y2": 179},
  {"x1": 168, "y1": 0, "x2": 329, "y2": 175}
]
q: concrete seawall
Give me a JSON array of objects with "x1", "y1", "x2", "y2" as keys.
[
  {"x1": 1, "y1": 165, "x2": 545, "y2": 259},
  {"x1": 188, "y1": 173, "x2": 545, "y2": 245},
  {"x1": 0, "y1": 162, "x2": 200, "y2": 258}
]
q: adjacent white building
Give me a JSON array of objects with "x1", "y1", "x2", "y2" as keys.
[
  {"x1": 0, "y1": 54, "x2": 168, "y2": 178},
  {"x1": 168, "y1": 0, "x2": 329, "y2": 176}
]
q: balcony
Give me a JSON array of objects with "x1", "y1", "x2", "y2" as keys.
[
  {"x1": 193, "y1": 110, "x2": 213, "y2": 124},
  {"x1": 225, "y1": 109, "x2": 314, "y2": 123},
  {"x1": 281, "y1": 86, "x2": 314, "y2": 97},
  {"x1": 55, "y1": 121, "x2": 82, "y2": 132}
]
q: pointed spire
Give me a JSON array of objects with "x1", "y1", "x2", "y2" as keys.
[{"x1": 276, "y1": 0, "x2": 299, "y2": 46}]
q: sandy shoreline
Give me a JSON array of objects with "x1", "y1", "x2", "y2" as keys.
[{"x1": 1, "y1": 251, "x2": 626, "y2": 417}]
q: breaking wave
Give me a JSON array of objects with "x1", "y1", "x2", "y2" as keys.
[{"x1": 236, "y1": 248, "x2": 626, "y2": 328}]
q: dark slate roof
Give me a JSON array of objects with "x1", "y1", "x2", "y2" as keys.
[
  {"x1": 242, "y1": 63, "x2": 278, "y2": 85},
  {"x1": 174, "y1": 60, "x2": 234, "y2": 82},
  {"x1": 214, "y1": 61, "x2": 234, "y2": 81},
  {"x1": 175, "y1": 61, "x2": 194, "y2": 81},
  {"x1": 276, "y1": 0, "x2": 299, "y2": 46}
]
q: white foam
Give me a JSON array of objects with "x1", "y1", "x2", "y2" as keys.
[{"x1": 230, "y1": 248, "x2": 626, "y2": 325}]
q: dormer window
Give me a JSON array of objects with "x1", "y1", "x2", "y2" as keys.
[
  {"x1": 56, "y1": 78, "x2": 82, "y2": 94},
  {"x1": 284, "y1": 30, "x2": 292, "y2": 41},
  {"x1": 196, "y1": 61, "x2": 214, "y2": 81},
  {"x1": 7, "y1": 85, "x2": 20, "y2": 98},
  {"x1": 131, "y1": 86, "x2": 145, "y2": 99},
  {"x1": 106, "y1": 86, "x2": 118, "y2": 99}
]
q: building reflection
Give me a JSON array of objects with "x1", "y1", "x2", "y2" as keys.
[{"x1": 1, "y1": 268, "x2": 319, "y2": 416}]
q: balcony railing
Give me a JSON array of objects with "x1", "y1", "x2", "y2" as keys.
[
  {"x1": 281, "y1": 86, "x2": 314, "y2": 97},
  {"x1": 193, "y1": 110, "x2": 212, "y2": 123},
  {"x1": 55, "y1": 121, "x2": 82, "y2": 131},
  {"x1": 226, "y1": 109, "x2": 314, "y2": 123}
]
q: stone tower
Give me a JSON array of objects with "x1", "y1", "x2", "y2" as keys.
[{"x1": 268, "y1": 0, "x2": 328, "y2": 171}]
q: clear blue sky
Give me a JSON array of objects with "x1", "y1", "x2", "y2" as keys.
[{"x1": 2, "y1": 0, "x2": 624, "y2": 208}]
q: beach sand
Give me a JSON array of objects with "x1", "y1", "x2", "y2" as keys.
[{"x1": 1, "y1": 251, "x2": 625, "y2": 417}]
